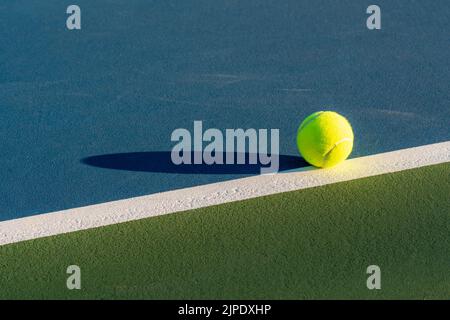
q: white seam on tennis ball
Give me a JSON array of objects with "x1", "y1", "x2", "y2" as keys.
[
  {"x1": 322, "y1": 137, "x2": 353, "y2": 165},
  {"x1": 298, "y1": 111, "x2": 324, "y2": 132}
]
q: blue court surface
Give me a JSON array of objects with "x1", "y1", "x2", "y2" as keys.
[{"x1": 1, "y1": 0, "x2": 449, "y2": 221}]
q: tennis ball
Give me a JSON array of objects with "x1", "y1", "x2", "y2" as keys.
[{"x1": 296, "y1": 111, "x2": 354, "y2": 168}]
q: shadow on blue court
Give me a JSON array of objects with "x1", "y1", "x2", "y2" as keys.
[{"x1": 82, "y1": 152, "x2": 308, "y2": 174}]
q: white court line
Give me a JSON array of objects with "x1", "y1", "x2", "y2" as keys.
[{"x1": 1, "y1": 141, "x2": 449, "y2": 246}]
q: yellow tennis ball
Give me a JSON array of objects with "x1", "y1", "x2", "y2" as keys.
[{"x1": 296, "y1": 111, "x2": 354, "y2": 168}]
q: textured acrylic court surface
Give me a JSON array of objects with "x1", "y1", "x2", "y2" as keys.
[
  {"x1": 1, "y1": 0, "x2": 449, "y2": 219},
  {"x1": 0, "y1": 163, "x2": 449, "y2": 299}
]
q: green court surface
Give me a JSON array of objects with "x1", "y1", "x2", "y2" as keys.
[{"x1": 0, "y1": 163, "x2": 449, "y2": 299}]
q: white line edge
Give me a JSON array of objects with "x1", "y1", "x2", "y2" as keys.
[{"x1": 1, "y1": 141, "x2": 449, "y2": 246}]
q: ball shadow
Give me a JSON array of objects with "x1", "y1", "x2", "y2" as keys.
[{"x1": 81, "y1": 151, "x2": 308, "y2": 174}]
